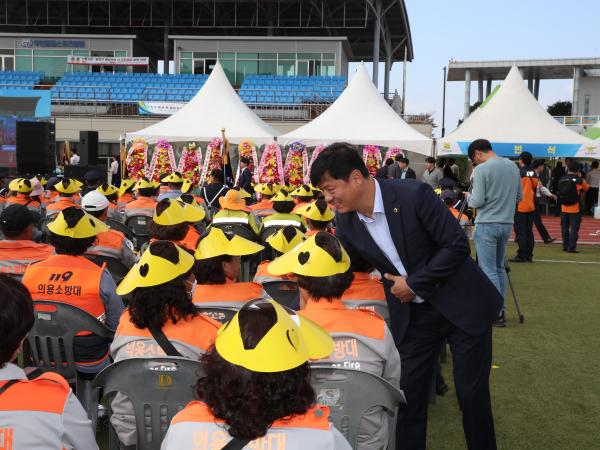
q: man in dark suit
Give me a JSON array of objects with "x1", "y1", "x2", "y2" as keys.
[
  {"x1": 389, "y1": 155, "x2": 416, "y2": 180},
  {"x1": 311, "y1": 143, "x2": 500, "y2": 450},
  {"x1": 236, "y1": 156, "x2": 255, "y2": 196}
]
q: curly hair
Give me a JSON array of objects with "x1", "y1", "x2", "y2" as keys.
[
  {"x1": 49, "y1": 233, "x2": 96, "y2": 255},
  {"x1": 193, "y1": 255, "x2": 232, "y2": 285},
  {"x1": 272, "y1": 201, "x2": 295, "y2": 214},
  {"x1": 148, "y1": 221, "x2": 188, "y2": 241},
  {"x1": 196, "y1": 303, "x2": 315, "y2": 439},
  {"x1": 128, "y1": 241, "x2": 197, "y2": 329},
  {"x1": 296, "y1": 231, "x2": 354, "y2": 300}
]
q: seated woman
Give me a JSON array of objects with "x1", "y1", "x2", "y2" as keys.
[
  {"x1": 269, "y1": 231, "x2": 400, "y2": 450},
  {"x1": 96, "y1": 183, "x2": 121, "y2": 221},
  {"x1": 260, "y1": 190, "x2": 305, "y2": 233},
  {"x1": 254, "y1": 225, "x2": 305, "y2": 285},
  {"x1": 5, "y1": 178, "x2": 42, "y2": 216},
  {"x1": 117, "y1": 179, "x2": 136, "y2": 210},
  {"x1": 192, "y1": 227, "x2": 264, "y2": 309},
  {"x1": 248, "y1": 183, "x2": 276, "y2": 217},
  {"x1": 161, "y1": 298, "x2": 351, "y2": 450},
  {"x1": 124, "y1": 177, "x2": 159, "y2": 219},
  {"x1": 291, "y1": 184, "x2": 314, "y2": 213},
  {"x1": 178, "y1": 193, "x2": 207, "y2": 242},
  {"x1": 148, "y1": 198, "x2": 205, "y2": 252},
  {"x1": 298, "y1": 197, "x2": 334, "y2": 237},
  {"x1": 0, "y1": 274, "x2": 98, "y2": 450},
  {"x1": 110, "y1": 240, "x2": 220, "y2": 448},
  {"x1": 45, "y1": 178, "x2": 81, "y2": 217},
  {"x1": 212, "y1": 189, "x2": 259, "y2": 235}
]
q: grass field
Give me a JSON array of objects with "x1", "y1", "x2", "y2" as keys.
[{"x1": 427, "y1": 243, "x2": 600, "y2": 450}]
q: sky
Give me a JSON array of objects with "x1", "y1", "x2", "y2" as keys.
[{"x1": 350, "y1": 0, "x2": 600, "y2": 138}]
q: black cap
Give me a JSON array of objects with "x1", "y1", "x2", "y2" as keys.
[
  {"x1": 441, "y1": 189, "x2": 457, "y2": 202},
  {"x1": 0, "y1": 204, "x2": 35, "y2": 235},
  {"x1": 84, "y1": 169, "x2": 101, "y2": 182}
]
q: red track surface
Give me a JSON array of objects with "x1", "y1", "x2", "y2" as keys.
[{"x1": 508, "y1": 215, "x2": 600, "y2": 245}]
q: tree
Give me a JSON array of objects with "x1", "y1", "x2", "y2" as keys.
[{"x1": 547, "y1": 101, "x2": 572, "y2": 116}]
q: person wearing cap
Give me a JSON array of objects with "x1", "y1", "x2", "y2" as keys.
[
  {"x1": 201, "y1": 168, "x2": 230, "y2": 215},
  {"x1": 212, "y1": 189, "x2": 259, "y2": 235},
  {"x1": 260, "y1": 190, "x2": 305, "y2": 232},
  {"x1": 97, "y1": 183, "x2": 121, "y2": 221},
  {"x1": 149, "y1": 198, "x2": 205, "y2": 252},
  {"x1": 0, "y1": 204, "x2": 54, "y2": 279},
  {"x1": 512, "y1": 151, "x2": 539, "y2": 263},
  {"x1": 43, "y1": 176, "x2": 61, "y2": 204},
  {"x1": 45, "y1": 178, "x2": 81, "y2": 218},
  {"x1": 181, "y1": 179, "x2": 207, "y2": 207},
  {"x1": 156, "y1": 171, "x2": 185, "y2": 201},
  {"x1": 178, "y1": 194, "x2": 207, "y2": 248},
  {"x1": 124, "y1": 177, "x2": 159, "y2": 219},
  {"x1": 248, "y1": 182, "x2": 276, "y2": 217},
  {"x1": 291, "y1": 184, "x2": 314, "y2": 212},
  {"x1": 192, "y1": 227, "x2": 265, "y2": 309},
  {"x1": 298, "y1": 197, "x2": 334, "y2": 237},
  {"x1": 117, "y1": 179, "x2": 136, "y2": 210},
  {"x1": 441, "y1": 189, "x2": 470, "y2": 227},
  {"x1": 5, "y1": 178, "x2": 42, "y2": 216},
  {"x1": 110, "y1": 240, "x2": 220, "y2": 447},
  {"x1": 81, "y1": 191, "x2": 137, "y2": 269},
  {"x1": 81, "y1": 169, "x2": 102, "y2": 196},
  {"x1": 270, "y1": 231, "x2": 400, "y2": 450},
  {"x1": 21, "y1": 207, "x2": 124, "y2": 374},
  {"x1": 0, "y1": 274, "x2": 98, "y2": 450},
  {"x1": 254, "y1": 225, "x2": 304, "y2": 285},
  {"x1": 161, "y1": 298, "x2": 351, "y2": 450}
]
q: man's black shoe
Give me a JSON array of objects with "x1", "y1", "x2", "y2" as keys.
[
  {"x1": 509, "y1": 256, "x2": 528, "y2": 263},
  {"x1": 544, "y1": 238, "x2": 556, "y2": 244},
  {"x1": 567, "y1": 250, "x2": 580, "y2": 253},
  {"x1": 492, "y1": 311, "x2": 506, "y2": 328}
]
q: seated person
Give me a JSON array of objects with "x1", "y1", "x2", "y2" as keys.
[
  {"x1": 148, "y1": 198, "x2": 204, "y2": 252},
  {"x1": 161, "y1": 298, "x2": 351, "y2": 450},
  {"x1": 157, "y1": 172, "x2": 185, "y2": 201},
  {"x1": 212, "y1": 189, "x2": 259, "y2": 235},
  {"x1": 254, "y1": 225, "x2": 305, "y2": 285},
  {"x1": 341, "y1": 254, "x2": 389, "y2": 322},
  {"x1": 201, "y1": 169, "x2": 229, "y2": 213},
  {"x1": 124, "y1": 177, "x2": 159, "y2": 219},
  {"x1": 96, "y1": 183, "x2": 121, "y2": 221},
  {"x1": 291, "y1": 184, "x2": 314, "y2": 212},
  {"x1": 81, "y1": 191, "x2": 137, "y2": 269},
  {"x1": 21, "y1": 207, "x2": 124, "y2": 374},
  {"x1": 260, "y1": 190, "x2": 305, "y2": 232},
  {"x1": 109, "y1": 240, "x2": 220, "y2": 448},
  {"x1": 269, "y1": 232, "x2": 400, "y2": 450},
  {"x1": 5, "y1": 178, "x2": 42, "y2": 216},
  {"x1": 298, "y1": 197, "x2": 334, "y2": 236},
  {"x1": 178, "y1": 194, "x2": 206, "y2": 245},
  {"x1": 81, "y1": 169, "x2": 101, "y2": 196},
  {"x1": 43, "y1": 176, "x2": 61, "y2": 205},
  {"x1": 0, "y1": 274, "x2": 98, "y2": 450},
  {"x1": 441, "y1": 189, "x2": 470, "y2": 226},
  {"x1": 0, "y1": 205, "x2": 54, "y2": 280},
  {"x1": 248, "y1": 183, "x2": 276, "y2": 217},
  {"x1": 46, "y1": 179, "x2": 81, "y2": 217},
  {"x1": 192, "y1": 227, "x2": 264, "y2": 309},
  {"x1": 117, "y1": 179, "x2": 136, "y2": 210}
]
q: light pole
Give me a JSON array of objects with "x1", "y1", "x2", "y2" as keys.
[{"x1": 442, "y1": 66, "x2": 447, "y2": 137}]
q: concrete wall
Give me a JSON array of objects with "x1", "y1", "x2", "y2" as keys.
[{"x1": 577, "y1": 76, "x2": 600, "y2": 116}]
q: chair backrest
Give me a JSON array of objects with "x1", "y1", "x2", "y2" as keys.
[
  {"x1": 37, "y1": 218, "x2": 53, "y2": 243},
  {"x1": 262, "y1": 280, "x2": 300, "y2": 309},
  {"x1": 27, "y1": 300, "x2": 114, "y2": 383},
  {"x1": 85, "y1": 254, "x2": 130, "y2": 284},
  {"x1": 344, "y1": 300, "x2": 391, "y2": 330},
  {"x1": 125, "y1": 215, "x2": 151, "y2": 250},
  {"x1": 195, "y1": 306, "x2": 237, "y2": 324},
  {"x1": 259, "y1": 225, "x2": 281, "y2": 243},
  {"x1": 93, "y1": 357, "x2": 203, "y2": 450},
  {"x1": 310, "y1": 366, "x2": 405, "y2": 449},
  {"x1": 210, "y1": 223, "x2": 258, "y2": 242},
  {"x1": 107, "y1": 218, "x2": 136, "y2": 242}
]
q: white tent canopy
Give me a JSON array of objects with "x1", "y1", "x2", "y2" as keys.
[
  {"x1": 126, "y1": 61, "x2": 278, "y2": 145},
  {"x1": 439, "y1": 65, "x2": 600, "y2": 159},
  {"x1": 280, "y1": 63, "x2": 432, "y2": 155}
]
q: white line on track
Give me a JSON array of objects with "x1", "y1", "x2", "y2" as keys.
[{"x1": 533, "y1": 259, "x2": 600, "y2": 264}]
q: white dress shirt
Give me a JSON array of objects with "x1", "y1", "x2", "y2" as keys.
[
  {"x1": 356, "y1": 180, "x2": 424, "y2": 303},
  {"x1": 70, "y1": 154, "x2": 80, "y2": 165}
]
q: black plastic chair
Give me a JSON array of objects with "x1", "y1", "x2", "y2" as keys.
[
  {"x1": 37, "y1": 217, "x2": 54, "y2": 243},
  {"x1": 195, "y1": 306, "x2": 237, "y2": 324},
  {"x1": 310, "y1": 366, "x2": 406, "y2": 450},
  {"x1": 125, "y1": 215, "x2": 151, "y2": 250},
  {"x1": 85, "y1": 254, "x2": 130, "y2": 285},
  {"x1": 93, "y1": 357, "x2": 203, "y2": 450},
  {"x1": 262, "y1": 280, "x2": 300, "y2": 309},
  {"x1": 107, "y1": 218, "x2": 136, "y2": 242},
  {"x1": 27, "y1": 300, "x2": 114, "y2": 428},
  {"x1": 211, "y1": 222, "x2": 258, "y2": 242}
]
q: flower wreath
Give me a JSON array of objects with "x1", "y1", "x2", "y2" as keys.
[
  {"x1": 199, "y1": 137, "x2": 224, "y2": 185},
  {"x1": 385, "y1": 147, "x2": 405, "y2": 162},
  {"x1": 304, "y1": 144, "x2": 326, "y2": 184},
  {"x1": 362, "y1": 145, "x2": 382, "y2": 177},
  {"x1": 125, "y1": 138, "x2": 149, "y2": 181},
  {"x1": 258, "y1": 141, "x2": 284, "y2": 184},
  {"x1": 284, "y1": 141, "x2": 309, "y2": 187},
  {"x1": 236, "y1": 139, "x2": 259, "y2": 184},
  {"x1": 177, "y1": 142, "x2": 203, "y2": 186},
  {"x1": 147, "y1": 139, "x2": 176, "y2": 182}
]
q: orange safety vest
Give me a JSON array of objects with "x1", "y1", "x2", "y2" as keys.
[
  {"x1": 46, "y1": 197, "x2": 77, "y2": 214},
  {"x1": 0, "y1": 240, "x2": 54, "y2": 277},
  {"x1": 193, "y1": 282, "x2": 264, "y2": 304},
  {"x1": 518, "y1": 172, "x2": 539, "y2": 213},
  {"x1": 341, "y1": 273, "x2": 386, "y2": 302},
  {"x1": 117, "y1": 193, "x2": 135, "y2": 208},
  {"x1": 125, "y1": 197, "x2": 157, "y2": 211},
  {"x1": 248, "y1": 199, "x2": 274, "y2": 213},
  {"x1": 22, "y1": 254, "x2": 106, "y2": 328},
  {"x1": 177, "y1": 226, "x2": 201, "y2": 252},
  {"x1": 6, "y1": 194, "x2": 41, "y2": 209},
  {"x1": 86, "y1": 229, "x2": 125, "y2": 259},
  {"x1": 449, "y1": 207, "x2": 469, "y2": 223}
]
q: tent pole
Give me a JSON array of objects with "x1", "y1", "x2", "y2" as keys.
[
  {"x1": 372, "y1": 0, "x2": 381, "y2": 88},
  {"x1": 401, "y1": 46, "x2": 407, "y2": 115}
]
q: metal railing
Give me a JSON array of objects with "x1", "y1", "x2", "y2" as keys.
[{"x1": 554, "y1": 115, "x2": 600, "y2": 126}]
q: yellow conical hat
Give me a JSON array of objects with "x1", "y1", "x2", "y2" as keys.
[
  {"x1": 55, "y1": 178, "x2": 81, "y2": 194},
  {"x1": 194, "y1": 227, "x2": 264, "y2": 260},
  {"x1": 266, "y1": 226, "x2": 305, "y2": 253},
  {"x1": 47, "y1": 207, "x2": 108, "y2": 238},
  {"x1": 97, "y1": 183, "x2": 119, "y2": 196}
]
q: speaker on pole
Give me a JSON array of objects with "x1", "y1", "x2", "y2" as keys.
[
  {"x1": 16, "y1": 121, "x2": 55, "y2": 175},
  {"x1": 79, "y1": 131, "x2": 98, "y2": 166}
]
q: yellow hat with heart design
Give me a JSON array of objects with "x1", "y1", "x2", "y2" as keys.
[
  {"x1": 254, "y1": 183, "x2": 276, "y2": 196},
  {"x1": 268, "y1": 232, "x2": 350, "y2": 277},
  {"x1": 181, "y1": 179, "x2": 193, "y2": 193},
  {"x1": 178, "y1": 196, "x2": 206, "y2": 222},
  {"x1": 97, "y1": 183, "x2": 119, "y2": 196},
  {"x1": 12, "y1": 178, "x2": 33, "y2": 194},
  {"x1": 118, "y1": 179, "x2": 136, "y2": 197},
  {"x1": 47, "y1": 206, "x2": 109, "y2": 238},
  {"x1": 291, "y1": 184, "x2": 313, "y2": 198},
  {"x1": 135, "y1": 177, "x2": 159, "y2": 190},
  {"x1": 194, "y1": 227, "x2": 264, "y2": 260},
  {"x1": 161, "y1": 172, "x2": 184, "y2": 183},
  {"x1": 153, "y1": 198, "x2": 204, "y2": 225},
  {"x1": 55, "y1": 178, "x2": 81, "y2": 194},
  {"x1": 300, "y1": 200, "x2": 335, "y2": 222},
  {"x1": 215, "y1": 298, "x2": 333, "y2": 373},
  {"x1": 116, "y1": 240, "x2": 194, "y2": 295},
  {"x1": 271, "y1": 190, "x2": 294, "y2": 203},
  {"x1": 266, "y1": 226, "x2": 305, "y2": 254},
  {"x1": 8, "y1": 178, "x2": 23, "y2": 192}
]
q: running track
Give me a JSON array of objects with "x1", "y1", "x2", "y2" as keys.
[{"x1": 509, "y1": 215, "x2": 600, "y2": 245}]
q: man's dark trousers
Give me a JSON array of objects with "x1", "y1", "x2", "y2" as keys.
[
  {"x1": 514, "y1": 211, "x2": 535, "y2": 259},
  {"x1": 396, "y1": 302, "x2": 495, "y2": 450},
  {"x1": 533, "y1": 203, "x2": 551, "y2": 242},
  {"x1": 560, "y1": 212, "x2": 582, "y2": 251}
]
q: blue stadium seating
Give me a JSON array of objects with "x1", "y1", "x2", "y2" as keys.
[
  {"x1": 0, "y1": 71, "x2": 44, "y2": 90},
  {"x1": 238, "y1": 75, "x2": 345, "y2": 105}
]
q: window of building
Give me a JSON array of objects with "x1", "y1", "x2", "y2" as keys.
[
  {"x1": 0, "y1": 49, "x2": 14, "y2": 71},
  {"x1": 584, "y1": 95, "x2": 591, "y2": 115}
]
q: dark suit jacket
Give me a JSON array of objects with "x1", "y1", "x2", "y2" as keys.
[
  {"x1": 335, "y1": 179, "x2": 501, "y2": 345},
  {"x1": 388, "y1": 163, "x2": 416, "y2": 180},
  {"x1": 404, "y1": 167, "x2": 416, "y2": 179},
  {"x1": 237, "y1": 167, "x2": 254, "y2": 193}
]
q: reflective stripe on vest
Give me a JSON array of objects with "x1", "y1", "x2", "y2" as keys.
[
  {"x1": 263, "y1": 219, "x2": 302, "y2": 228},
  {"x1": 192, "y1": 282, "x2": 263, "y2": 306},
  {"x1": 212, "y1": 217, "x2": 249, "y2": 225},
  {"x1": 0, "y1": 241, "x2": 53, "y2": 277},
  {"x1": 86, "y1": 229, "x2": 124, "y2": 259}
]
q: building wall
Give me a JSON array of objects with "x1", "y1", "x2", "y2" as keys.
[{"x1": 577, "y1": 76, "x2": 600, "y2": 116}]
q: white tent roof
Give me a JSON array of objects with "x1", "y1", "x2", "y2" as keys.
[
  {"x1": 126, "y1": 61, "x2": 279, "y2": 145},
  {"x1": 280, "y1": 63, "x2": 432, "y2": 154},
  {"x1": 439, "y1": 65, "x2": 600, "y2": 158}
]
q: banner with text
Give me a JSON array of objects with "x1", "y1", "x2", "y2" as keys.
[
  {"x1": 67, "y1": 55, "x2": 149, "y2": 66},
  {"x1": 138, "y1": 101, "x2": 185, "y2": 116}
]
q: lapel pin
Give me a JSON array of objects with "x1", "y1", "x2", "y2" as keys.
[{"x1": 393, "y1": 207, "x2": 399, "y2": 213}]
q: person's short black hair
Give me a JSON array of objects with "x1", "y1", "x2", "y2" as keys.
[
  {"x1": 48, "y1": 207, "x2": 96, "y2": 255},
  {"x1": 272, "y1": 201, "x2": 295, "y2": 214},
  {"x1": 591, "y1": 161, "x2": 599, "y2": 169},
  {"x1": 86, "y1": 208, "x2": 107, "y2": 219},
  {"x1": 193, "y1": 254, "x2": 233, "y2": 285},
  {"x1": 425, "y1": 157, "x2": 436, "y2": 164},
  {"x1": 296, "y1": 232, "x2": 354, "y2": 300},
  {"x1": 240, "y1": 156, "x2": 251, "y2": 165},
  {"x1": 448, "y1": 158, "x2": 456, "y2": 164},
  {"x1": 138, "y1": 187, "x2": 157, "y2": 197},
  {"x1": 349, "y1": 253, "x2": 374, "y2": 274},
  {"x1": 394, "y1": 154, "x2": 403, "y2": 162},
  {"x1": 210, "y1": 169, "x2": 224, "y2": 184},
  {"x1": 129, "y1": 241, "x2": 197, "y2": 329},
  {"x1": 384, "y1": 158, "x2": 394, "y2": 166},
  {"x1": 398, "y1": 157, "x2": 409, "y2": 165},
  {"x1": 567, "y1": 161, "x2": 580, "y2": 173},
  {"x1": 519, "y1": 151, "x2": 533, "y2": 166},
  {"x1": 310, "y1": 143, "x2": 369, "y2": 186},
  {"x1": 533, "y1": 159, "x2": 546, "y2": 170},
  {"x1": 0, "y1": 275, "x2": 35, "y2": 367},
  {"x1": 195, "y1": 302, "x2": 315, "y2": 439},
  {"x1": 467, "y1": 139, "x2": 493, "y2": 160}
]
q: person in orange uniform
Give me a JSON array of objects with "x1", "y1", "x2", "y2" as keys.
[
  {"x1": 161, "y1": 298, "x2": 351, "y2": 450},
  {"x1": 254, "y1": 225, "x2": 305, "y2": 285},
  {"x1": 298, "y1": 197, "x2": 335, "y2": 236},
  {"x1": 512, "y1": 151, "x2": 539, "y2": 262},
  {"x1": 124, "y1": 177, "x2": 159, "y2": 219},
  {"x1": 148, "y1": 198, "x2": 205, "y2": 252},
  {"x1": 96, "y1": 182, "x2": 121, "y2": 221},
  {"x1": 5, "y1": 178, "x2": 42, "y2": 216},
  {"x1": 559, "y1": 161, "x2": 590, "y2": 253},
  {"x1": 441, "y1": 189, "x2": 470, "y2": 226},
  {"x1": 291, "y1": 184, "x2": 314, "y2": 212},
  {"x1": 211, "y1": 189, "x2": 260, "y2": 235},
  {"x1": 117, "y1": 179, "x2": 136, "y2": 210},
  {"x1": 45, "y1": 178, "x2": 81, "y2": 218},
  {"x1": 179, "y1": 193, "x2": 208, "y2": 236},
  {"x1": 21, "y1": 207, "x2": 124, "y2": 374},
  {"x1": 109, "y1": 240, "x2": 220, "y2": 447},
  {"x1": 192, "y1": 227, "x2": 265, "y2": 309},
  {"x1": 269, "y1": 231, "x2": 401, "y2": 450},
  {"x1": 0, "y1": 205, "x2": 54, "y2": 280},
  {"x1": 248, "y1": 182, "x2": 276, "y2": 217},
  {"x1": 81, "y1": 191, "x2": 137, "y2": 268},
  {"x1": 0, "y1": 274, "x2": 98, "y2": 450}
]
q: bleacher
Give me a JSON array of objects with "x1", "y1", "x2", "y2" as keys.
[
  {"x1": 0, "y1": 71, "x2": 44, "y2": 89},
  {"x1": 51, "y1": 72, "x2": 209, "y2": 102},
  {"x1": 239, "y1": 75, "x2": 346, "y2": 104}
]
